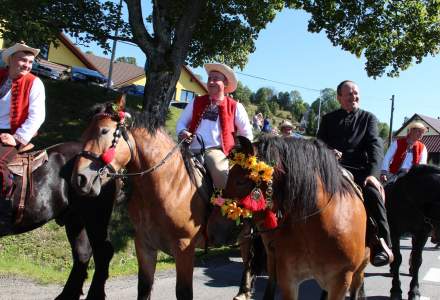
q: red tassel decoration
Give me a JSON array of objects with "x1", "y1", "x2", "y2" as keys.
[
  {"x1": 101, "y1": 147, "x2": 116, "y2": 164},
  {"x1": 118, "y1": 111, "x2": 125, "y2": 121},
  {"x1": 264, "y1": 209, "x2": 278, "y2": 229},
  {"x1": 240, "y1": 188, "x2": 266, "y2": 212}
]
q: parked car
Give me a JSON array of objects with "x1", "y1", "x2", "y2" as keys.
[
  {"x1": 70, "y1": 66, "x2": 108, "y2": 86},
  {"x1": 118, "y1": 84, "x2": 144, "y2": 96},
  {"x1": 31, "y1": 62, "x2": 61, "y2": 80}
]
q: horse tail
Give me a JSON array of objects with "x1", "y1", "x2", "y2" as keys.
[{"x1": 250, "y1": 235, "x2": 267, "y2": 276}]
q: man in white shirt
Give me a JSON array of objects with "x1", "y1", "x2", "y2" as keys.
[
  {"x1": 0, "y1": 42, "x2": 46, "y2": 198},
  {"x1": 176, "y1": 63, "x2": 253, "y2": 189},
  {"x1": 380, "y1": 121, "x2": 428, "y2": 183}
]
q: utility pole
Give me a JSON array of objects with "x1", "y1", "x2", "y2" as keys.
[
  {"x1": 106, "y1": 0, "x2": 123, "y2": 89},
  {"x1": 315, "y1": 90, "x2": 322, "y2": 136},
  {"x1": 388, "y1": 95, "x2": 395, "y2": 146}
]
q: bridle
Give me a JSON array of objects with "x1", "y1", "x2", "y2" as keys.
[
  {"x1": 78, "y1": 111, "x2": 135, "y2": 178},
  {"x1": 78, "y1": 110, "x2": 185, "y2": 179}
]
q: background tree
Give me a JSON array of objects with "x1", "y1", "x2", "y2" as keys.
[
  {"x1": 306, "y1": 88, "x2": 339, "y2": 135},
  {"x1": 378, "y1": 122, "x2": 390, "y2": 146},
  {"x1": 232, "y1": 81, "x2": 252, "y2": 105},
  {"x1": 3, "y1": 0, "x2": 440, "y2": 124},
  {"x1": 116, "y1": 56, "x2": 137, "y2": 65},
  {"x1": 253, "y1": 87, "x2": 275, "y2": 105},
  {"x1": 277, "y1": 91, "x2": 291, "y2": 110}
]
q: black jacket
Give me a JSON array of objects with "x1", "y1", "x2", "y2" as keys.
[{"x1": 317, "y1": 108, "x2": 383, "y2": 183}]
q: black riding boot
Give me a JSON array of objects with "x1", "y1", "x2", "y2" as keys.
[{"x1": 363, "y1": 184, "x2": 394, "y2": 266}]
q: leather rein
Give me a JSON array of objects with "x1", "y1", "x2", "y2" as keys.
[{"x1": 78, "y1": 112, "x2": 184, "y2": 179}]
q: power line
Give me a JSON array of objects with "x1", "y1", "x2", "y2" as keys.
[{"x1": 235, "y1": 71, "x2": 321, "y2": 93}]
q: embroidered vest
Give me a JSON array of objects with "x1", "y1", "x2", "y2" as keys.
[
  {"x1": 188, "y1": 94, "x2": 237, "y2": 155},
  {"x1": 389, "y1": 138, "x2": 424, "y2": 174},
  {"x1": 0, "y1": 69, "x2": 35, "y2": 134}
]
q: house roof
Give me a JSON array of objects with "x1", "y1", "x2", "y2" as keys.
[
  {"x1": 422, "y1": 135, "x2": 440, "y2": 153},
  {"x1": 84, "y1": 53, "x2": 145, "y2": 87},
  {"x1": 58, "y1": 33, "x2": 100, "y2": 71},
  {"x1": 395, "y1": 113, "x2": 440, "y2": 136}
]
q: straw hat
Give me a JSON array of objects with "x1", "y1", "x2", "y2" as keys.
[
  {"x1": 204, "y1": 63, "x2": 237, "y2": 93},
  {"x1": 279, "y1": 120, "x2": 294, "y2": 129},
  {"x1": 407, "y1": 121, "x2": 427, "y2": 133},
  {"x1": 2, "y1": 43, "x2": 40, "y2": 66}
]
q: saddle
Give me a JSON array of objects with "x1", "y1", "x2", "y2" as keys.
[{"x1": 7, "y1": 149, "x2": 48, "y2": 224}]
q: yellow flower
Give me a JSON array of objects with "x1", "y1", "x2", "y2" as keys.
[
  {"x1": 261, "y1": 166, "x2": 274, "y2": 182},
  {"x1": 227, "y1": 204, "x2": 242, "y2": 220},
  {"x1": 233, "y1": 152, "x2": 246, "y2": 167},
  {"x1": 245, "y1": 156, "x2": 257, "y2": 169},
  {"x1": 241, "y1": 208, "x2": 252, "y2": 218}
]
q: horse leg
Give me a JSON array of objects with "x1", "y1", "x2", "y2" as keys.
[
  {"x1": 84, "y1": 194, "x2": 115, "y2": 300},
  {"x1": 326, "y1": 271, "x2": 352, "y2": 300},
  {"x1": 175, "y1": 243, "x2": 195, "y2": 300},
  {"x1": 389, "y1": 232, "x2": 403, "y2": 300},
  {"x1": 408, "y1": 231, "x2": 429, "y2": 300},
  {"x1": 56, "y1": 220, "x2": 92, "y2": 300},
  {"x1": 234, "y1": 236, "x2": 254, "y2": 300},
  {"x1": 349, "y1": 250, "x2": 369, "y2": 300},
  {"x1": 135, "y1": 236, "x2": 158, "y2": 300}
]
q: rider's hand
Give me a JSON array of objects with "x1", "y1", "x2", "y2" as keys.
[
  {"x1": 0, "y1": 133, "x2": 17, "y2": 146},
  {"x1": 364, "y1": 175, "x2": 385, "y2": 201},
  {"x1": 178, "y1": 130, "x2": 192, "y2": 142},
  {"x1": 380, "y1": 173, "x2": 388, "y2": 183},
  {"x1": 333, "y1": 149, "x2": 342, "y2": 160}
]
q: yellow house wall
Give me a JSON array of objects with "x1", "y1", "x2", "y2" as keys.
[
  {"x1": 123, "y1": 68, "x2": 206, "y2": 101},
  {"x1": 47, "y1": 42, "x2": 86, "y2": 67},
  {"x1": 175, "y1": 68, "x2": 206, "y2": 101},
  {"x1": 0, "y1": 39, "x2": 3, "y2": 49}
]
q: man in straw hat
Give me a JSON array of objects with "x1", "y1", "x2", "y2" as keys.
[
  {"x1": 381, "y1": 121, "x2": 428, "y2": 183},
  {"x1": 176, "y1": 62, "x2": 253, "y2": 189},
  {"x1": 318, "y1": 80, "x2": 393, "y2": 267},
  {"x1": 0, "y1": 42, "x2": 45, "y2": 199},
  {"x1": 279, "y1": 119, "x2": 303, "y2": 138}
]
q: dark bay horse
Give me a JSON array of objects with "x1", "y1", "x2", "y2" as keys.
[
  {"x1": 386, "y1": 164, "x2": 440, "y2": 300},
  {"x1": 0, "y1": 142, "x2": 120, "y2": 300},
  {"x1": 72, "y1": 97, "x2": 208, "y2": 300},
  {"x1": 222, "y1": 135, "x2": 369, "y2": 300}
]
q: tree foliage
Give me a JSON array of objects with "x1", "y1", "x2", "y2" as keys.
[
  {"x1": 232, "y1": 81, "x2": 252, "y2": 105},
  {"x1": 116, "y1": 56, "x2": 137, "y2": 65},
  {"x1": 2, "y1": 0, "x2": 440, "y2": 124}
]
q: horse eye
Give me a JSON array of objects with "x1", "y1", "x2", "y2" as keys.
[{"x1": 101, "y1": 128, "x2": 110, "y2": 135}]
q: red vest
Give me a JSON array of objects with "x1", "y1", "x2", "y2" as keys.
[
  {"x1": 389, "y1": 138, "x2": 424, "y2": 174},
  {"x1": 188, "y1": 94, "x2": 237, "y2": 155},
  {"x1": 0, "y1": 69, "x2": 35, "y2": 134}
]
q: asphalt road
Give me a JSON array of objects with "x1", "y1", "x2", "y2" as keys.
[{"x1": 0, "y1": 238, "x2": 439, "y2": 300}]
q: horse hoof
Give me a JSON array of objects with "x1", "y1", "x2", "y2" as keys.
[
  {"x1": 233, "y1": 292, "x2": 251, "y2": 300},
  {"x1": 390, "y1": 292, "x2": 402, "y2": 300},
  {"x1": 408, "y1": 292, "x2": 421, "y2": 300}
]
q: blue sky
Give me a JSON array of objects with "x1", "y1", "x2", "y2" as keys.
[{"x1": 78, "y1": 8, "x2": 440, "y2": 127}]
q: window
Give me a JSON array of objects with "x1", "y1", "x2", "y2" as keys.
[{"x1": 180, "y1": 89, "x2": 196, "y2": 102}]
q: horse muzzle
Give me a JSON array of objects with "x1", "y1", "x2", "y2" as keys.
[{"x1": 72, "y1": 168, "x2": 102, "y2": 197}]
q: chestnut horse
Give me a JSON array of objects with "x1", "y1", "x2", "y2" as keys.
[
  {"x1": 71, "y1": 97, "x2": 208, "y2": 300},
  {"x1": 222, "y1": 135, "x2": 369, "y2": 300}
]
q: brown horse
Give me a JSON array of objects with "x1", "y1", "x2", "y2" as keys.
[
  {"x1": 71, "y1": 96, "x2": 208, "y2": 300},
  {"x1": 222, "y1": 135, "x2": 369, "y2": 300}
]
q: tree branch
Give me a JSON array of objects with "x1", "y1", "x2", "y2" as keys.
[
  {"x1": 125, "y1": 0, "x2": 154, "y2": 56},
  {"x1": 172, "y1": 0, "x2": 206, "y2": 64}
]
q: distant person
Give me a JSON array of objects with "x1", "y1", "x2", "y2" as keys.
[
  {"x1": 381, "y1": 121, "x2": 428, "y2": 183},
  {"x1": 317, "y1": 80, "x2": 393, "y2": 267},
  {"x1": 176, "y1": 63, "x2": 253, "y2": 189},
  {"x1": 0, "y1": 42, "x2": 45, "y2": 199},
  {"x1": 252, "y1": 112, "x2": 263, "y2": 131},
  {"x1": 262, "y1": 117, "x2": 272, "y2": 133},
  {"x1": 279, "y1": 120, "x2": 303, "y2": 138}
]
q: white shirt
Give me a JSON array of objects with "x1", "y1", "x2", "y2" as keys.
[
  {"x1": 381, "y1": 139, "x2": 428, "y2": 173},
  {"x1": 176, "y1": 97, "x2": 253, "y2": 151},
  {"x1": 0, "y1": 77, "x2": 45, "y2": 144}
]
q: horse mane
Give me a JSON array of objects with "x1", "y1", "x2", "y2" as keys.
[{"x1": 255, "y1": 135, "x2": 345, "y2": 217}]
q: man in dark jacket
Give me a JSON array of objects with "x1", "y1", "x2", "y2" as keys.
[{"x1": 317, "y1": 80, "x2": 393, "y2": 267}]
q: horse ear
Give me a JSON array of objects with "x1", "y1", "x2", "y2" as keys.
[
  {"x1": 236, "y1": 136, "x2": 255, "y2": 156},
  {"x1": 115, "y1": 94, "x2": 126, "y2": 111}
]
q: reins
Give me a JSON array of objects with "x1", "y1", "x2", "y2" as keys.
[{"x1": 107, "y1": 138, "x2": 186, "y2": 178}]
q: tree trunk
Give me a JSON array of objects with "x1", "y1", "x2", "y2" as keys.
[{"x1": 142, "y1": 53, "x2": 182, "y2": 129}]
